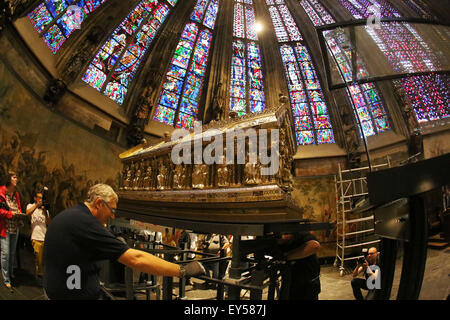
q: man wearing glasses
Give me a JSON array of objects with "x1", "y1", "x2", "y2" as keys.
[
  {"x1": 43, "y1": 184, "x2": 205, "y2": 300},
  {"x1": 351, "y1": 247, "x2": 380, "y2": 300}
]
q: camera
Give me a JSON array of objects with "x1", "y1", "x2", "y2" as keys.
[
  {"x1": 42, "y1": 186, "x2": 50, "y2": 209},
  {"x1": 357, "y1": 248, "x2": 369, "y2": 264}
]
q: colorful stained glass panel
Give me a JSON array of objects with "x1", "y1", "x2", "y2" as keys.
[
  {"x1": 292, "y1": 103, "x2": 310, "y2": 116},
  {"x1": 176, "y1": 112, "x2": 195, "y2": 129},
  {"x1": 179, "y1": 98, "x2": 198, "y2": 115},
  {"x1": 104, "y1": 81, "x2": 127, "y2": 104},
  {"x1": 245, "y1": 5, "x2": 257, "y2": 40},
  {"x1": 250, "y1": 100, "x2": 265, "y2": 113},
  {"x1": 317, "y1": 129, "x2": 334, "y2": 144},
  {"x1": 233, "y1": 3, "x2": 245, "y2": 38},
  {"x1": 28, "y1": 3, "x2": 54, "y2": 33},
  {"x1": 82, "y1": 65, "x2": 107, "y2": 90},
  {"x1": 296, "y1": 131, "x2": 314, "y2": 145},
  {"x1": 160, "y1": 90, "x2": 180, "y2": 108},
  {"x1": 153, "y1": 105, "x2": 176, "y2": 125},
  {"x1": 191, "y1": 0, "x2": 208, "y2": 23},
  {"x1": 44, "y1": 25, "x2": 66, "y2": 53},
  {"x1": 295, "y1": 117, "x2": 313, "y2": 131},
  {"x1": 163, "y1": 77, "x2": 184, "y2": 95},
  {"x1": 203, "y1": 0, "x2": 219, "y2": 29}
]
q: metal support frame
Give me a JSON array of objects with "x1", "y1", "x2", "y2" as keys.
[
  {"x1": 368, "y1": 153, "x2": 449, "y2": 300},
  {"x1": 396, "y1": 195, "x2": 428, "y2": 300},
  {"x1": 109, "y1": 212, "x2": 332, "y2": 300},
  {"x1": 316, "y1": 18, "x2": 450, "y2": 91},
  {"x1": 334, "y1": 160, "x2": 390, "y2": 276}
]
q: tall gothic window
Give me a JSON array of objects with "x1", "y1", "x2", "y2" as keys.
[
  {"x1": 152, "y1": 0, "x2": 220, "y2": 129},
  {"x1": 229, "y1": 0, "x2": 266, "y2": 117},
  {"x1": 402, "y1": 0, "x2": 437, "y2": 20},
  {"x1": 299, "y1": 0, "x2": 390, "y2": 137},
  {"x1": 338, "y1": 0, "x2": 449, "y2": 123},
  {"x1": 28, "y1": 0, "x2": 109, "y2": 54},
  {"x1": 266, "y1": 0, "x2": 334, "y2": 145},
  {"x1": 82, "y1": 0, "x2": 177, "y2": 105}
]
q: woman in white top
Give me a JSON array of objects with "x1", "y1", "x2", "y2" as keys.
[{"x1": 26, "y1": 190, "x2": 50, "y2": 279}]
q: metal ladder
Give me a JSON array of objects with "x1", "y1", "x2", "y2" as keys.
[{"x1": 334, "y1": 158, "x2": 391, "y2": 276}]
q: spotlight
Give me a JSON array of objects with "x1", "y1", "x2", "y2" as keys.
[{"x1": 254, "y1": 22, "x2": 263, "y2": 33}]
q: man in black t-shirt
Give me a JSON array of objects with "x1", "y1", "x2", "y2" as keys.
[
  {"x1": 43, "y1": 184, "x2": 205, "y2": 300},
  {"x1": 277, "y1": 232, "x2": 321, "y2": 300}
]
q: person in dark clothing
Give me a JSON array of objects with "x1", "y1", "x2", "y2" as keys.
[
  {"x1": 43, "y1": 184, "x2": 205, "y2": 300},
  {"x1": 351, "y1": 247, "x2": 380, "y2": 300},
  {"x1": 277, "y1": 232, "x2": 321, "y2": 300}
]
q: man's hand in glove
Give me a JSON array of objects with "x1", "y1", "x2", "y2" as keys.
[{"x1": 180, "y1": 261, "x2": 206, "y2": 278}]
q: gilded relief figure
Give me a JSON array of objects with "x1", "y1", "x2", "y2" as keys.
[
  {"x1": 192, "y1": 165, "x2": 202, "y2": 189},
  {"x1": 192, "y1": 164, "x2": 209, "y2": 189},
  {"x1": 201, "y1": 164, "x2": 209, "y2": 188},
  {"x1": 137, "y1": 160, "x2": 147, "y2": 190},
  {"x1": 181, "y1": 165, "x2": 189, "y2": 189},
  {"x1": 143, "y1": 160, "x2": 154, "y2": 191},
  {"x1": 217, "y1": 155, "x2": 230, "y2": 188},
  {"x1": 121, "y1": 164, "x2": 129, "y2": 190},
  {"x1": 157, "y1": 159, "x2": 168, "y2": 190},
  {"x1": 280, "y1": 153, "x2": 293, "y2": 192},
  {"x1": 173, "y1": 165, "x2": 184, "y2": 190},
  {"x1": 132, "y1": 161, "x2": 142, "y2": 190},
  {"x1": 166, "y1": 156, "x2": 175, "y2": 190},
  {"x1": 244, "y1": 155, "x2": 260, "y2": 185},
  {"x1": 244, "y1": 139, "x2": 261, "y2": 185},
  {"x1": 123, "y1": 162, "x2": 134, "y2": 190}
]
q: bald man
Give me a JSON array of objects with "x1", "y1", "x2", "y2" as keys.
[{"x1": 351, "y1": 247, "x2": 380, "y2": 300}]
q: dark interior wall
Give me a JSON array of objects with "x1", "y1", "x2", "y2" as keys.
[{"x1": 0, "y1": 52, "x2": 124, "y2": 218}]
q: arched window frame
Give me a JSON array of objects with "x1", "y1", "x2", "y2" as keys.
[
  {"x1": 28, "y1": 0, "x2": 109, "y2": 54},
  {"x1": 229, "y1": 0, "x2": 267, "y2": 117},
  {"x1": 152, "y1": 0, "x2": 220, "y2": 129},
  {"x1": 337, "y1": 0, "x2": 449, "y2": 123},
  {"x1": 81, "y1": 0, "x2": 177, "y2": 105},
  {"x1": 265, "y1": 0, "x2": 335, "y2": 145},
  {"x1": 299, "y1": 0, "x2": 391, "y2": 137}
]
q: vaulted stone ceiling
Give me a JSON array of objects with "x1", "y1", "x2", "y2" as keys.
[{"x1": 2, "y1": 0, "x2": 449, "y2": 165}]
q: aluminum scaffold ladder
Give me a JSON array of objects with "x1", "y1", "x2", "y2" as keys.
[{"x1": 334, "y1": 158, "x2": 391, "y2": 276}]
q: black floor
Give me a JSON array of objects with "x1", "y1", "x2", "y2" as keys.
[
  {"x1": 0, "y1": 238, "x2": 447, "y2": 300},
  {"x1": 0, "y1": 238, "x2": 46, "y2": 300}
]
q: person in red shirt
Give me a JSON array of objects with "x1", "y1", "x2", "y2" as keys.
[{"x1": 0, "y1": 171, "x2": 22, "y2": 289}]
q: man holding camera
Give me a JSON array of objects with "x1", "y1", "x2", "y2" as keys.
[
  {"x1": 26, "y1": 190, "x2": 51, "y2": 282},
  {"x1": 351, "y1": 247, "x2": 380, "y2": 300}
]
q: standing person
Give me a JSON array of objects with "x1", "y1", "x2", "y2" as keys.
[
  {"x1": 43, "y1": 184, "x2": 205, "y2": 300},
  {"x1": 277, "y1": 231, "x2": 321, "y2": 300},
  {"x1": 351, "y1": 247, "x2": 380, "y2": 300},
  {"x1": 26, "y1": 190, "x2": 51, "y2": 283},
  {"x1": 201, "y1": 233, "x2": 229, "y2": 289},
  {"x1": 0, "y1": 171, "x2": 22, "y2": 289},
  {"x1": 178, "y1": 230, "x2": 198, "y2": 286}
]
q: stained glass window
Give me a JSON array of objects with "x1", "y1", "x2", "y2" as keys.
[
  {"x1": 28, "y1": 0, "x2": 109, "y2": 54},
  {"x1": 299, "y1": 0, "x2": 390, "y2": 138},
  {"x1": 266, "y1": 0, "x2": 334, "y2": 145},
  {"x1": 337, "y1": 0, "x2": 400, "y2": 19},
  {"x1": 402, "y1": 0, "x2": 437, "y2": 20},
  {"x1": 153, "y1": 0, "x2": 219, "y2": 128},
  {"x1": 229, "y1": 0, "x2": 266, "y2": 116},
  {"x1": 267, "y1": 3, "x2": 302, "y2": 42},
  {"x1": 338, "y1": 0, "x2": 449, "y2": 123},
  {"x1": 299, "y1": 0, "x2": 335, "y2": 26},
  {"x1": 83, "y1": 0, "x2": 176, "y2": 105}
]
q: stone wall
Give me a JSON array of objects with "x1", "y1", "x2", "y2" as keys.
[{"x1": 0, "y1": 59, "x2": 124, "y2": 218}]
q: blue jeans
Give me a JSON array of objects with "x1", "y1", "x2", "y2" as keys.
[{"x1": 1, "y1": 232, "x2": 19, "y2": 285}]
